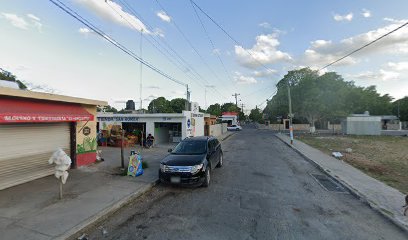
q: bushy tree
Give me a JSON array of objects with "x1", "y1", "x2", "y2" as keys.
[
  {"x1": 221, "y1": 103, "x2": 239, "y2": 113},
  {"x1": 392, "y1": 97, "x2": 408, "y2": 121},
  {"x1": 0, "y1": 71, "x2": 27, "y2": 89},
  {"x1": 249, "y1": 108, "x2": 263, "y2": 122},
  {"x1": 206, "y1": 103, "x2": 222, "y2": 116},
  {"x1": 264, "y1": 68, "x2": 393, "y2": 128},
  {"x1": 170, "y1": 98, "x2": 188, "y2": 113},
  {"x1": 148, "y1": 97, "x2": 173, "y2": 113},
  {"x1": 97, "y1": 105, "x2": 118, "y2": 112}
]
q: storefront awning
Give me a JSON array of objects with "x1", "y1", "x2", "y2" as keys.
[{"x1": 0, "y1": 98, "x2": 94, "y2": 123}]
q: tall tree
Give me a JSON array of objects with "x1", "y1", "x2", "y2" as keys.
[
  {"x1": 206, "y1": 103, "x2": 222, "y2": 116},
  {"x1": 0, "y1": 71, "x2": 27, "y2": 89},
  {"x1": 148, "y1": 97, "x2": 172, "y2": 113},
  {"x1": 249, "y1": 108, "x2": 263, "y2": 122},
  {"x1": 392, "y1": 97, "x2": 408, "y2": 121},
  {"x1": 170, "y1": 98, "x2": 188, "y2": 113},
  {"x1": 221, "y1": 102, "x2": 239, "y2": 113},
  {"x1": 264, "y1": 68, "x2": 393, "y2": 128},
  {"x1": 97, "y1": 105, "x2": 118, "y2": 112}
]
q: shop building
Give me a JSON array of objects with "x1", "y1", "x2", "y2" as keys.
[
  {"x1": 97, "y1": 111, "x2": 204, "y2": 146},
  {"x1": 219, "y1": 112, "x2": 238, "y2": 126},
  {"x1": 0, "y1": 87, "x2": 106, "y2": 190}
]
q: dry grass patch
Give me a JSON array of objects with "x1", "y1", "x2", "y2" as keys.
[{"x1": 298, "y1": 135, "x2": 408, "y2": 194}]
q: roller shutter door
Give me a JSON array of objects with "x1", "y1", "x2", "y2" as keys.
[{"x1": 0, "y1": 123, "x2": 71, "y2": 190}]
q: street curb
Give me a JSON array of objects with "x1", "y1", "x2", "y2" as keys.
[
  {"x1": 57, "y1": 180, "x2": 159, "y2": 240},
  {"x1": 221, "y1": 132, "x2": 235, "y2": 142},
  {"x1": 275, "y1": 134, "x2": 408, "y2": 234}
]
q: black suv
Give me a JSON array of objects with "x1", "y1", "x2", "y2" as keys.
[{"x1": 159, "y1": 136, "x2": 223, "y2": 187}]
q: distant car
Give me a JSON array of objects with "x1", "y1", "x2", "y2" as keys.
[
  {"x1": 227, "y1": 125, "x2": 242, "y2": 131},
  {"x1": 159, "y1": 136, "x2": 223, "y2": 187}
]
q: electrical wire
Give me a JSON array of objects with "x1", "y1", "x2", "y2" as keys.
[
  {"x1": 154, "y1": 0, "x2": 232, "y2": 96},
  {"x1": 320, "y1": 21, "x2": 408, "y2": 70},
  {"x1": 48, "y1": 0, "x2": 187, "y2": 88},
  {"x1": 257, "y1": 89, "x2": 278, "y2": 108},
  {"x1": 122, "y1": 0, "x2": 229, "y2": 101},
  {"x1": 190, "y1": 0, "x2": 276, "y2": 74},
  {"x1": 189, "y1": 0, "x2": 235, "y2": 87}
]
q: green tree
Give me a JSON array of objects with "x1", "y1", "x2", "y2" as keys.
[
  {"x1": 0, "y1": 71, "x2": 27, "y2": 89},
  {"x1": 221, "y1": 103, "x2": 239, "y2": 113},
  {"x1": 249, "y1": 108, "x2": 263, "y2": 122},
  {"x1": 238, "y1": 111, "x2": 246, "y2": 122},
  {"x1": 206, "y1": 103, "x2": 222, "y2": 116},
  {"x1": 148, "y1": 97, "x2": 172, "y2": 113},
  {"x1": 392, "y1": 97, "x2": 408, "y2": 121},
  {"x1": 264, "y1": 68, "x2": 393, "y2": 128},
  {"x1": 170, "y1": 98, "x2": 188, "y2": 113},
  {"x1": 97, "y1": 105, "x2": 118, "y2": 112}
]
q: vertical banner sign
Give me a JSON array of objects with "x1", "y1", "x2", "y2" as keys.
[{"x1": 127, "y1": 153, "x2": 143, "y2": 177}]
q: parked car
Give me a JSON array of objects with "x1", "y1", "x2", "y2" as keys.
[
  {"x1": 227, "y1": 124, "x2": 242, "y2": 131},
  {"x1": 159, "y1": 136, "x2": 223, "y2": 187}
]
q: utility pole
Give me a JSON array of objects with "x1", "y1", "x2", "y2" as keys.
[
  {"x1": 185, "y1": 85, "x2": 190, "y2": 111},
  {"x1": 232, "y1": 93, "x2": 240, "y2": 107},
  {"x1": 204, "y1": 85, "x2": 215, "y2": 110},
  {"x1": 139, "y1": 29, "x2": 143, "y2": 110},
  {"x1": 287, "y1": 79, "x2": 294, "y2": 145}
]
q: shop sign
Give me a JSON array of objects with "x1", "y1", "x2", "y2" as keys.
[
  {"x1": 98, "y1": 116, "x2": 139, "y2": 122},
  {"x1": 191, "y1": 113, "x2": 203, "y2": 118},
  {"x1": 187, "y1": 119, "x2": 191, "y2": 128},
  {"x1": 162, "y1": 117, "x2": 172, "y2": 121},
  {"x1": 1, "y1": 115, "x2": 91, "y2": 122},
  {"x1": 82, "y1": 126, "x2": 91, "y2": 136}
]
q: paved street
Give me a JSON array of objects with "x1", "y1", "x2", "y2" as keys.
[{"x1": 85, "y1": 128, "x2": 407, "y2": 240}]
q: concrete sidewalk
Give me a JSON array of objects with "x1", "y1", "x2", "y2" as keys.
[
  {"x1": 275, "y1": 133, "x2": 408, "y2": 233},
  {"x1": 0, "y1": 132, "x2": 234, "y2": 240}
]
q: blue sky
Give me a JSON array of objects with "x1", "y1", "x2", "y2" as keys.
[{"x1": 1, "y1": 0, "x2": 407, "y2": 112}]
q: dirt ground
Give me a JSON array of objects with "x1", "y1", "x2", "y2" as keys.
[{"x1": 298, "y1": 134, "x2": 408, "y2": 194}]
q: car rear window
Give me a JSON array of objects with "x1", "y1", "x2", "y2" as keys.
[{"x1": 172, "y1": 140, "x2": 207, "y2": 155}]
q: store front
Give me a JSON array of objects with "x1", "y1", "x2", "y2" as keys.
[
  {"x1": 97, "y1": 111, "x2": 204, "y2": 146},
  {"x1": 0, "y1": 87, "x2": 106, "y2": 190}
]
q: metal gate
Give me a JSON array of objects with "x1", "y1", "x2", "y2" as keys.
[{"x1": 0, "y1": 123, "x2": 70, "y2": 190}]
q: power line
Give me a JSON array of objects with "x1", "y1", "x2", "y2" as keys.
[
  {"x1": 121, "y1": 0, "x2": 229, "y2": 101},
  {"x1": 154, "y1": 0, "x2": 232, "y2": 95},
  {"x1": 189, "y1": 0, "x2": 235, "y2": 87},
  {"x1": 48, "y1": 0, "x2": 187, "y2": 88},
  {"x1": 319, "y1": 21, "x2": 408, "y2": 70},
  {"x1": 106, "y1": 0, "x2": 200, "y2": 90},
  {"x1": 257, "y1": 89, "x2": 278, "y2": 107},
  {"x1": 190, "y1": 0, "x2": 276, "y2": 74}
]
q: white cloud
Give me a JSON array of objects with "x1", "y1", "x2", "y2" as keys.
[
  {"x1": 388, "y1": 62, "x2": 408, "y2": 71},
  {"x1": 235, "y1": 33, "x2": 292, "y2": 69},
  {"x1": 253, "y1": 69, "x2": 277, "y2": 78},
  {"x1": 27, "y1": 13, "x2": 40, "y2": 21},
  {"x1": 259, "y1": 22, "x2": 271, "y2": 29},
  {"x1": 234, "y1": 72, "x2": 257, "y2": 85},
  {"x1": 156, "y1": 10, "x2": 171, "y2": 23},
  {"x1": 1, "y1": 12, "x2": 29, "y2": 29},
  {"x1": 333, "y1": 12, "x2": 353, "y2": 22},
  {"x1": 353, "y1": 69, "x2": 399, "y2": 81},
  {"x1": 302, "y1": 19, "x2": 408, "y2": 69},
  {"x1": 75, "y1": 0, "x2": 150, "y2": 34},
  {"x1": 26, "y1": 13, "x2": 42, "y2": 31},
  {"x1": 361, "y1": 9, "x2": 371, "y2": 18}
]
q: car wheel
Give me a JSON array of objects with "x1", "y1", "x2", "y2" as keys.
[
  {"x1": 203, "y1": 167, "x2": 210, "y2": 187},
  {"x1": 216, "y1": 153, "x2": 223, "y2": 168}
]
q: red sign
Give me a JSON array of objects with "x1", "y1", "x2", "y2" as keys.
[{"x1": 0, "y1": 98, "x2": 94, "y2": 123}]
